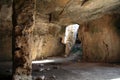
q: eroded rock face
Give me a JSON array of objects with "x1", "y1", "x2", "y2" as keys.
[
  {"x1": 35, "y1": 0, "x2": 120, "y2": 25},
  {"x1": 1, "y1": 0, "x2": 120, "y2": 62},
  {"x1": 31, "y1": 23, "x2": 65, "y2": 60},
  {"x1": 58, "y1": 0, "x2": 120, "y2": 24},
  {"x1": 11, "y1": 0, "x2": 119, "y2": 63},
  {"x1": 0, "y1": 0, "x2": 119, "y2": 80},
  {"x1": 13, "y1": 0, "x2": 35, "y2": 79},
  {"x1": 31, "y1": 1, "x2": 66, "y2": 59},
  {"x1": 0, "y1": 0, "x2": 13, "y2": 61},
  {"x1": 11, "y1": 2, "x2": 120, "y2": 79},
  {"x1": 78, "y1": 14, "x2": 120, "y2": 62}
]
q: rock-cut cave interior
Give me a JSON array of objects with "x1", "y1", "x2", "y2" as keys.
[{"x1": 0, "y1": 0, "x2": 120, "y2": 80}]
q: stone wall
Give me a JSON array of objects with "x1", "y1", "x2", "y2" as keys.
[
  {"x1": 0, "y1": 0, "x2": 66, "y2": 61},
  {"x1": 13, "y1": 0, "x2": 35, "y2": 79},
  {"x1": 78, "y1": 14, "x2": 120, "y2": 62},
  {"x1": 31, "y1": 1, "x2": 66, "y2": 60},
  {"x1": 0, "y1": 0, "x2": 120, "y2": 62},
  {"x1": 0, "y1": 0, "x2": 13, "y2": 61}
]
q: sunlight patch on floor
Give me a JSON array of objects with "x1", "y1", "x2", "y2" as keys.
[{"x1": 111, "y1": 78, "x2": 120, "y2": 80}]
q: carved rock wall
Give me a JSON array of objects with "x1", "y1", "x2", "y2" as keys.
[
  {"x1": 31, "y1": 22, "x2": 65, "y2": 60},
  {"x1": 0, "y1": 0, "x2": 13, "y2": 61},
  {"x1": 13, "y1": 0, "x2": 34, "y2": 79},
  {"x1": 78, "y1": 14, "x2": 120, "y2": 62},
  {"x1": 0, "y1": 0, "x2": 120, "y2": 62}
]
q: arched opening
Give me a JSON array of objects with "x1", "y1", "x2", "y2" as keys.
[
  {"x1": 64, "y1": 24, "x2": 79, "y2": 44},
  {"x1": 32, "y1": 24, "x2": 82, "y2": 64},
  {"x1": 63, "y1": 24, "x2": 82, "y2": 60}
]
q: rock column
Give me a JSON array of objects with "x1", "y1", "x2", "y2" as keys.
[{"x1": 13, "y1": 0, "x2": 35, "y2": 80}]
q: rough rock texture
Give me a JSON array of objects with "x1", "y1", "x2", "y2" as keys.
[
  {"x1": 0, "y1": 0, "x2": 12, "y2": 61},
  {"x1": 32, "y1": 17, "x2": 66, "y2": 60},
  {"x1": 34, "y1": 0, "x2": 120, "y2": 62},
  {"x1": 0, "y1": 2, "x2": 120, "y2": 80},
  {"x1": 35, "y1": 0, "x2": 120, "y2": 25},
  {"x1": 58, "y1": 0, "x2": 120, "y2": 25},
  {"x1": 13, "y1": 0, "x2": 35, "y2": 79},
  {"x1": 0, "y1": 0, "x2": 120, "y2": 63},
  {"x1": 0, "y1": 0, "x2": 120, "y2": 80},
  {"x1": 31, "y1": 0, "x2": 66, "y2": 60},
  {"x1": 78, "y1": 14, "x2": 120, "y2": 62}
]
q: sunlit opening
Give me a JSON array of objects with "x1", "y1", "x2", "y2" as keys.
[
  {"x1": 64, "y1": 24, "x2": 79, "y2": 44},
  {"x1": 111, "y1": 78, "x2": 120, "y2": 80}
]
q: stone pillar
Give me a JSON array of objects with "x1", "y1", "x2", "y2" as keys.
[
  {"x1": 13, "y1": 0, "x2": 35, "y2": 80},
  {"x1": 78, "y1": 14, "x2": 120, "y2": 62}
]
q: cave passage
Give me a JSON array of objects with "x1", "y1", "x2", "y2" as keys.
[
  {"x1": 0, "y1": 0, "x2": 120, "y2": 80},
  {"x1": 64, "y1": 24, "x2": 82, "y2": 57}
]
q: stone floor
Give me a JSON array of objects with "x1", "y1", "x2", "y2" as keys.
[
  {"x1": 0, "y1": 62, "x2": 120, "y2": 80},
  {"x1": 0, "y1": 62, "x2": 12, "y2": 80},
  {"x1": 32, "y1": 62, "x2": 120, "y2": 80}
]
